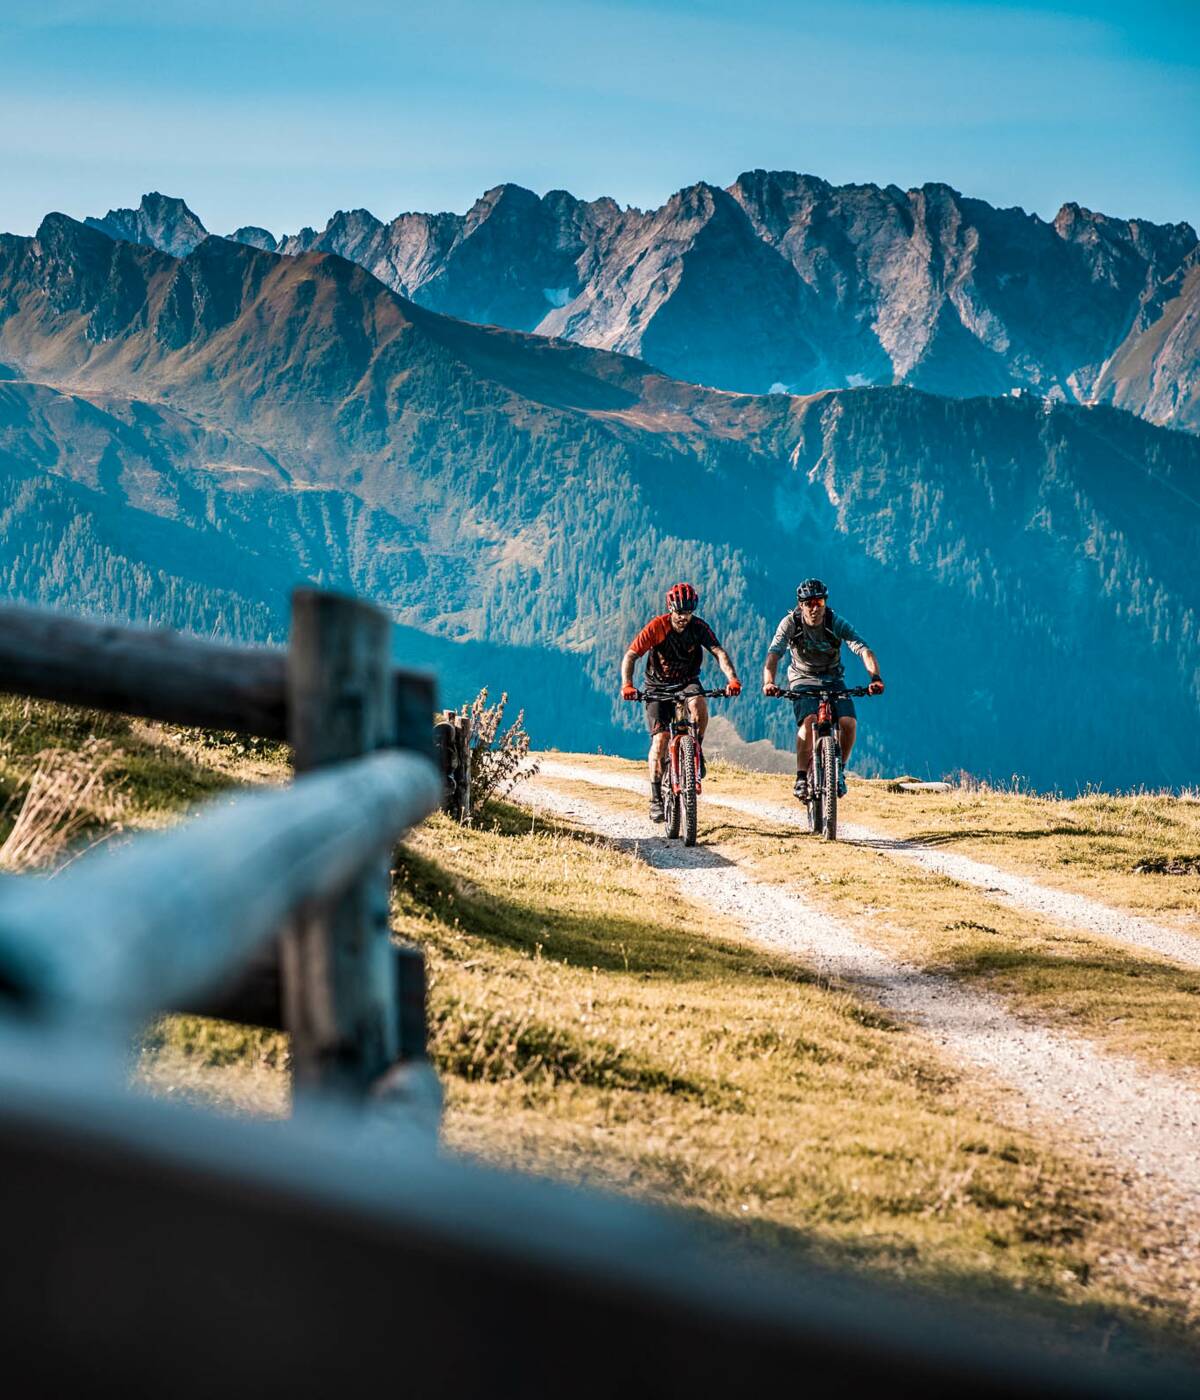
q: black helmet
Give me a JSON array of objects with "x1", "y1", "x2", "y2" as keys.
[{"x1": 796, "y1": 578, "x2": 827, "y2": 601}]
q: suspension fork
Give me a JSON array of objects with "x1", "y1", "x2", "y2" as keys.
[{"x1": 810, "y1": 701, "x2": 835, "y2": 784}]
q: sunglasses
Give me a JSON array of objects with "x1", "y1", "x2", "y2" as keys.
[{"x1": 799, "y1": 596, "x2": 827, "y2": 606}]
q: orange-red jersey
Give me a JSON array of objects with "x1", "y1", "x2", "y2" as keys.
[{"x1": 628, "y1": 613, "x2": 721, "y2": 685}]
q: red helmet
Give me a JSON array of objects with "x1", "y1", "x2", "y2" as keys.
[{"x1": 665, "y1": 582, "x2": 698, "y2": 614}]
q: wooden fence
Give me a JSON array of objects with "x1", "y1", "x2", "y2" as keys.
[
  {"x1": 0, "y1": 589, "x2": 439, "y2": 1094},
  {"x1": 0, "y1": 593, "x2": 1190, "y2": 1396}
]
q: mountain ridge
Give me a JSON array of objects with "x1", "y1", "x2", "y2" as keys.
[{"x1": 64, "y1": 176, "x2": 1200, "y2": 432}]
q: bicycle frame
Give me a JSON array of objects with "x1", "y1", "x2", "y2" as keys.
[
  {"x1": 667, "y1": 703, "x2": 702, "y2": 798},
  {"x1": 639, "y1": 686, "x2": 730, "y2": 798},
  {"x1": 768, "y1": 684, "x2": 876, "y2": 839}
]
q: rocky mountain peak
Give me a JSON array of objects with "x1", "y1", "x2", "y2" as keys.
[
  {"x1": 314, "y1": 208, "x2": 386, "y2": 260},
  {"x1": 2, "y1": 215, "x2": 1199, "y2": 786},
  {"x1": 229, "y1": 225, "x2": 278, "y2": 252},
  {"x1": 84, "y1": 191, "x2": 208, "y2": 258},
  {"x1": 69, "y1": 171, "x2": 1200, "y2": 431},
  {"x1": 463, "y1": 182, "x2": 543, "y2": 233},
  {"x1": 1053, "y1": 201, "x2": 1197, "y2": 279}
]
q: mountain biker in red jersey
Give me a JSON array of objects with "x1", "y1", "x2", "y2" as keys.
[
  {"x1": 761, "y1": 578, "x2": 884, "y2": 801},
  {"x1": 620, "y1": 582, "x2": 742, "y2": 821}
]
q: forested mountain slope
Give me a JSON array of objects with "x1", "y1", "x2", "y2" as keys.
[
  {"x1": 0, "y1": 215, "x2": 1197, "y2": 788},
  {"x1": 80, "y1": 178, "x2": 1200, "y2": 432}
]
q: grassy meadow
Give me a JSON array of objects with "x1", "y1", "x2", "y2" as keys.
[{"x1": 2, "y1": 704, "x2": 1199, "y2": 1363}]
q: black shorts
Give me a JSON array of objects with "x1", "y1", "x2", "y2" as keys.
[{"x1": 645, "y1": 680, "x2": 704, "y2": 735}]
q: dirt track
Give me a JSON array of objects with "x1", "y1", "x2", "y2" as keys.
[
  {"x1": 537, "y1": 760, "x2": 1200, "y2": 969},
  {"x1": 521, "y1": 770, "x2": 1200, "y2": 1260}
]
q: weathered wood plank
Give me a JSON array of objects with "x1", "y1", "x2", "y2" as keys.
[
  {"x1": 0, "y1": 751, "x2": 441, "y2": 1021},
  {"x1": 0, "y1": 602, "x2": 438, "y2": 754},
  {"x1": 0, "y1": 1028, "x2": 1175, "y2": 1400},
  {"x1": 457, "y1": 711, "x2": 473, "y2": 821},
  {"x1": 0, "y1": 603, "x2": 289, "y2": 737},
  {"x1": 394, "y1": 667, "x2": 437, "y2": 760},
  {"x1": 173, "y1": 942, "x2": 284, "y2": 1029},
  {"x1": 283, "y1": 590, "x2": 408, "y2": 1094}
]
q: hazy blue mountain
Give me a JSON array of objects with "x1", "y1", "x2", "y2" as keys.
[
  {"x1": 76, "y1": 173, "x2": 1199, "y2": 431},
  {"x1": 1, "y1": 214, "x2": 1197, "y2": 789}
]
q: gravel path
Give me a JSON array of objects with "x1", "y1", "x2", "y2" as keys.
[
  {"x1": 521, "y1": 777, "x2": 1200, "y2": 1220},
  {"x1": 536, "y1": 760, "x2": 1200, "y2": 971}
]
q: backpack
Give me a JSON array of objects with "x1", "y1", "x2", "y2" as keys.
[{"x1": 788, "y1": 606, "x2": 842, "y2": 666}]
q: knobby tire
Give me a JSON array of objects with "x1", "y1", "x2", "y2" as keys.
[
  {"x1": 819, "y1": 733, "x2": 838, "y2": 841},
  {"x1": 807, "y1": 749, "x2": 822, "y2": 835},
  {"x1": 679, "y1": 736, "x2": 698, "y2": 847},
  {"x1": 664, "y1": 763, "x2": 681, "y2": 839}
]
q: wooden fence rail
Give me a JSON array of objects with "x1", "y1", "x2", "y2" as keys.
[
  {"x1": 0, "y1": 600, "x2": 436, "y2": 756},
  {"x1": 0, "y1": 1017, "x2": 1188, "y2": 1400},
  {"x1": 0, "y1": 751, "x2": 440, "y2": 1024}
]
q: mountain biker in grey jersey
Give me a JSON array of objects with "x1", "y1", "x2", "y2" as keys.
[{"x1": 760, "y1": 578, "x2": 884, "y2": 801}]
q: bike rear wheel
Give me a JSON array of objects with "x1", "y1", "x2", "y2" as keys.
[
  {"x1": 819, "y1": 733, "x2": 838, "y2": 840},
  {"x1": 679, "y1": 735, "x2": 698, "y2": 847}
]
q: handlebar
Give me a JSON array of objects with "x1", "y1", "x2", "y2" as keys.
[
  {"x1": 767, "y1": 685, "x2": 877, "y2": 700},
  {"x1": 635, "y1": 686, "x2": 736, "y2": 702}
]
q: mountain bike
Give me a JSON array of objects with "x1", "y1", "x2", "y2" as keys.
[
  {"x1": 637, "y1": 685, "x2": 734, "y2": 847},
  {"x1": 769, "y1": 685, "x2": 876, "y2": 841}
]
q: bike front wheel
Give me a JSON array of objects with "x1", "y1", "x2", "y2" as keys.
[
  {"x1": 678, "y1": 735, "x2": 698, "y2": 847},
  {"x1": 806, "y1": 751, "x2": 822, "y2": 835},
  {"x1": 819, "y1": 733, "x2": 838, "y2": 840},
  {"x1": 664, "y1": 765, "x2": 681, "y2": 838}
]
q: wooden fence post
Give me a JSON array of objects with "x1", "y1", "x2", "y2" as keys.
[
  {"x1": 433, "y1": 711, "x2": 472, "y2": 822},
  {"x1": 457, "y1": 710, "x2": 473, "y2": 823},
  {"x1": 282, "y1": 590, "x2": 398, "y2": 1096}
]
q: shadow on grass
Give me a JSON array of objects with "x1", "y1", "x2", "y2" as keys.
[
  {"x1": 395, "y1": 812, "x2": 815, "y2": 987},
  {"x1": 489, "y1": 797, "x2": 740, "y2": 867},
  {"x1": 938, "y1": 941, "x2": 1200, "y2": 1004},
  {"x1": 908, "y1": 826, "x2": 1104, "y2": 847}
]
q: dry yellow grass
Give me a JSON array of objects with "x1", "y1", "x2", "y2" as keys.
[
  {"x1": 695, "y1": 756, "x2": 1200, "y2": 934},
  {"x1": 135, "y1": 1015, "x2": 290, "y2": 1117}
]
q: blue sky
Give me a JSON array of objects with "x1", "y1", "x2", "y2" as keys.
[{"x1": 2, "y1": 0, "x2": 1197, "y2": 236}]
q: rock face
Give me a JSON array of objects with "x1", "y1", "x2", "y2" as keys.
[
  {"x1": 229, "y1": 226, "x2": 278, "y2": 252},
  {"x1": 84, "y1": 192, "x2": 209, "y2": 259},
  {"x1": 216, "y1": 172, "x2": 1200, "y2": 428},
  {"x1": 80, "y1": 178, "x2": 1200, "y2": 429},
  {"x1": 1, "y1": 216, "x2": 1198, "y2": 788},
  {"x1": 1093, "y1": 248, "x2": 1200, "y2": 430}
]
